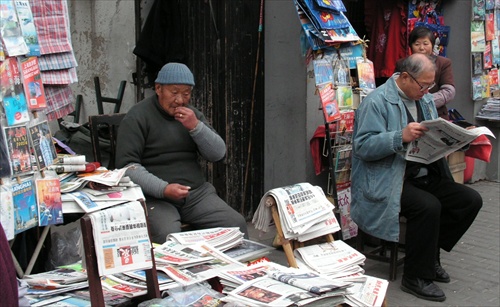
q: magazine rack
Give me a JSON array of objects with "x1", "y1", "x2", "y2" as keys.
[
  {"x1": 265, "y1": 195, "x2": 334, "y2": 268},
  {"x1": 80, "y1": 199, "x2": 160, "y2": 305}
]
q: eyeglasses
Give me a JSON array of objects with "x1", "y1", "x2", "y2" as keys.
[{"x1": 406, "y1": 72, "x2": 436, "y2": 92}]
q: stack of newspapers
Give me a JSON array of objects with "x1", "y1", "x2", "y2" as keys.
[
  {"x1": 252, "y1": 182, "x2": 341, "y2": 242},
  {"x1": 293, "y1": 240, "x2": 366, "y2": 278},
  {"x1": 150, "y1": 228, "x2": 247, "y2": 287},
  {"x1": 220, "y1": 260, "x2": 352, "y2": 306}
]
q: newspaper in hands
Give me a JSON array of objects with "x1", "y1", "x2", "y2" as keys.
[{"x1": 406, "y1": 118, "x2": 495, "y2": 164}]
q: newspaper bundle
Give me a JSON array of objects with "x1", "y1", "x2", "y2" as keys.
[
  {"x1": 293, "y1": 240, "x2": 366, "y2": 276},
  {"x1": 154, "y1": 241, "x2": 214, "y2": 268},
  {"x1": 166, "y1": 227, "x2": 244, "y2": 251},
  {"x1": 406, "y1": 117, "x2": 495, "y2": 164},
  {"x1": 218, "y1": 261, "x2": 289, "y2": 292},
  {"x1": 223, "y1": 239, "x2": 275, "y2": 262},
  {"x1": 88, "y1": 201, "x2": 153, "y2": 276},
  {"x1": 252, "y1": 182, "x2": 340, "y2": 242},
  {"x1": 154, "y1": 241, "x2": 245, "y2": 286},
  {"x1": 223, "y1": 276, "x2": 321, "y2": 306},
  {"x1": 344, "y1": 275, "x2": 389, "y2": 307},
  {"x1": 268, "y1": 268, "x2": 351, "y2": 294}
]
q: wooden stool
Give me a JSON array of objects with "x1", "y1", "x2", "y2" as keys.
[{"x1": 265, "y1": 195, "x2": 334, "y2": 268}]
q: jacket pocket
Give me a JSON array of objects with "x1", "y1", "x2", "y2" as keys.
[{"x1": 363, "y1": 156, "x2": 395, "y2": 202}]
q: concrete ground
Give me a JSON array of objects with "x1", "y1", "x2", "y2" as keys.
[{"x1": 248, "y1": 180, "x2": 500, "y2": 306}]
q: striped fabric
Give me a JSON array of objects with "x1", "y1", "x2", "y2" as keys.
[
  {"x1": 43, "y1": 85, "x2": 75, "y2": 121},
  {"x1": 30, "y1": 0, "x2": 73, "y2": 55},
  {"x1": 41, "y1": 67, "x2": 78, "y2": 85},
  {"x1": 39, "y1": 51, "x2": 78, "y2": 71}
]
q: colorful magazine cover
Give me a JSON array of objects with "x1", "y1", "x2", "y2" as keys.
[
  {"x1": 335, "y1": 110, "x2": 355, "y2": 145},
  {"x1": 0, "y1": 123, "x2": 13, "y2": 178},
  {"x1": 472, "y1": 52, "x2": 483, "y2": 75},
  {"x1": 481, "y1": 74, "x2": 491, "y2": 98},
  {"x1": 14, "y1": 0, "x2": 40, "y2": 56},
  {"x1": 486, "y1": 0, "x2": 495, "y2": 10},
  {"x1": 20, "y1": 56, "x2": 46, "y2": 109},
  {"x1": 485, "y1": 12, "x2": 495, "y2": 41},
  {"x1": 492, "y1": 37, "x2": 500, "y2": 65},
  {"x1": 484, "y1": 41, "x2": 493, "y2": 69},
  {"x1": 356, "y1": 59, "x2": 376, "y2": 91},
  {"x1": 488, "y1": 68, "x2": 499, "y2": 90},
  {"x1": 336, "y1": 85, "x2": 353, "y2": 110},
  {"x1": 472, "y1": 76, "x2": 483, "y2": 100},
  {"x1": 29, "y1": 121, "x2": 57, "y2": 169},
  {"x1": 0, "y1": 57, "x2": 30, "y2": 126},
  {"x1": 12, "y1": 177, "x2": 38, "y2": 234},
  {"x1": 0, "y1": 0, "x2": 29, "y2": 56},
  {"x1": 337, "y1": 187, "x2": 357, "y2": 240},
  {"x1": 472, "y1": 0, "x2": 486, "y2": 20},
  {"x1": 334, "y1": 146, "x2": 352, "y2": 185},
  {"x1": 301, "y1": 0, "x2": 350, "y2": 30},
  {"x1": 4, "y1": 125, "x2": 33, "y2": 175},
  {"x1": 313, "y1": 57, "x2": 334, "y2": 86},
  {"x1": 36, "y1": 177, "x2": 64, "y2": 226},
  {"x1": 0, "y1": 183, "x2": 15, "y2": 240},
  {"x1": 471, "y1": 21, "x2": 486, "y2": 52},
  {"x1": 319, "y1": 83, "x2": 340, "y2": 123}
]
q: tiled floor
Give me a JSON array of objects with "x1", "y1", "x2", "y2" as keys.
[{"x1": 248, "y1": 180, "x2": 500, "y2": 306}]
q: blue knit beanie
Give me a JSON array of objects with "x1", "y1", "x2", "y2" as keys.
[{"x1": 155, "y1": 63, "x2": 195, "y2": 86}]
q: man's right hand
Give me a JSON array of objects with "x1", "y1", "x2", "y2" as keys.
[
  {"x1": 402, "y1": 122, "x2": 428, "y2": 143},
  {"x1": 164, "y1": 183, "x2": 191, "y2": 200}
]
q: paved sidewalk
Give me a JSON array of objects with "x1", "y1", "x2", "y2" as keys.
[{"x1": 248, "y1": 180, "x2": 500, "y2": 306}]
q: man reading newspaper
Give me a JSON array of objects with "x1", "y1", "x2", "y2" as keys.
[{"x1": 351, "y1": 53, "x2": 483, "y2": 302}]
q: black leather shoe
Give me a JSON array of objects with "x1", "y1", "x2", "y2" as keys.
[
  {"x1": 434, "y1": 261, "x2": 450, "y2": 283},
  {"x1": 401, "y1": 275, "x2": 446, "y2": 302}
]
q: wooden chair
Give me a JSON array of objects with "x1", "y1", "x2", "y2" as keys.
[
  {"x1": 58, "y1": 94, "x2": 83, "y2": 129},
  {"x1": 80, "y1": 199, "x2": 160, "y2": 306},
  {"x1": 88, "y1": 113, "x2": 126, "y2": 169},
  {"x1": 355, "y1": 218, "x2": 406, "y2": 281},
  {"x1": 265, "y1": 195, "x2": 334, "y2": 268},
  {"x1": 94, "y1": 76, "x2": 127, "y2": 115}
]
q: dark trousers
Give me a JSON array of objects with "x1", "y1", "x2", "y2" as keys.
[
  {"x1": 145, "y1": 182, "x2": 248, "y2": 244},
  {"x1": 400, "y1": 175, "x2": 482, "y2": 279}
]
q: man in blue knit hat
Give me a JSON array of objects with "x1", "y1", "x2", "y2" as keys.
[{"x1": 116, "y1": 63, "x2": 248, "y2": 243}]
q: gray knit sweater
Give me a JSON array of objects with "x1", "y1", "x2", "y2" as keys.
[{"x1": 115, "y1": 95, "x2": 226, "y2": 198}]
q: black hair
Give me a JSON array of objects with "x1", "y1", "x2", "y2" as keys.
[{"x1": 409, "y1": 26, "x2": 435, "y2": 47}]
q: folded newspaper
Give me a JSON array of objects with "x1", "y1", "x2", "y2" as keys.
[
  {"x1": 88, "y1": 201, "x2": 153, "y2": 276},
  {"x1": 406, "y1": 118, "x2": 495, "y2": 164},
  {"x1": 166, "y1": 227, "x2": 244, "y2": 251},
  {"x1": 252, "y1": 182, "x2": 340, "y2": 241},
  {"x1": 293, "y1": 240, "x2": 366, "y2": 275}
]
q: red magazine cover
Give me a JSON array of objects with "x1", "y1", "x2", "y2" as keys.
[
  {"x1": 319, "y1": 83, "x2": 340, "y2": 123},
  {"x1": 485, "y1": 12, "x2": 495, "y2": 42},
  {"x1": 19, "y1": 56, "x2": 47, "y2": 110},
  {"x1": 0, "y1": 57, "x2": 30, "y2": 126}
]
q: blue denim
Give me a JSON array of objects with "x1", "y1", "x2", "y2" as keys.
[{"x1": 351, "y1": 75, "x2": 439, "y2": 242}]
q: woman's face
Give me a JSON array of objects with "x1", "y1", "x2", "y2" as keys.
[{"x1": 411, "y1": 37, "x2": 433, "y2": 55}]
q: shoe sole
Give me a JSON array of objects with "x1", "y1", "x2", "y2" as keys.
[
  {"x1": 433, "y1": 277, "x2": 451, "y2": 283},
  {"x1": 400, "y1": 284, "x2": 446, "y2": 302}
]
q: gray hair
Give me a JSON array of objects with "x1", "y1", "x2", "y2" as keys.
[{"x1": 399, "y1": 53, "x2": 436, "y2": 77}]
